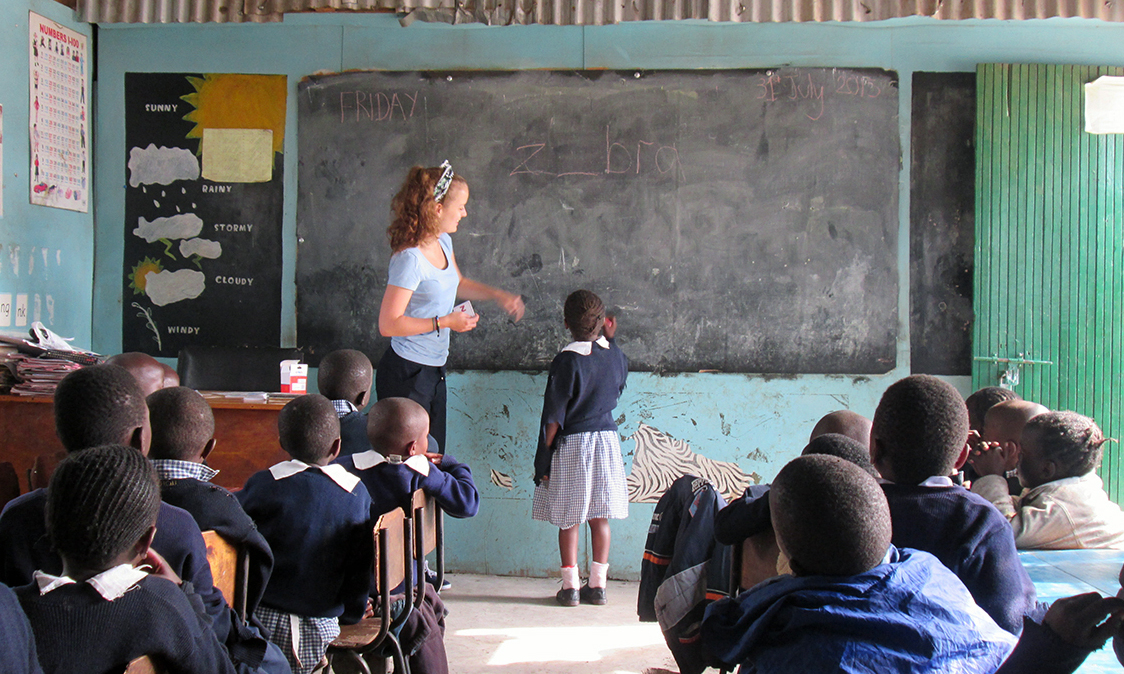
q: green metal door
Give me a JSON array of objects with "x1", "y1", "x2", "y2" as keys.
[{"x1": 975, "y1": 64, "x2": 1124, "y2": 503}]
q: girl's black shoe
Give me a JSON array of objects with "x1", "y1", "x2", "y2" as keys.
[
  {"x1": 579, "y1": 584, "x2": 606, "y2": 605},
  {"x1": 556, "y1": 588, "x2": 579, "y2": 606}
]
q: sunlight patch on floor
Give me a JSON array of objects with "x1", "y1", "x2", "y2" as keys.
[{"x1": 455, "y1": 623, "x2": 665, "y2": 665}]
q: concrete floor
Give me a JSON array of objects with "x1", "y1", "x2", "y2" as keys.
[{"x1": 442, "y1": 574, "x2": 680, "y2": 674}]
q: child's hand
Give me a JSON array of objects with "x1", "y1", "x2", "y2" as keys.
[
  {"x1": 425, "y1": 452, "x2": 444, "y2": 466},
  {"x1": 1044, "y1": 592, "x2": 1124, "y2": 649},
  {"x1": 363, "y1": 598, "x2": 375, "y2": 620},
  {"x1": 138, "y1": 549, "x2": 182, "y2": 586},
  {"x1": 443, "y1": 311, "x2": 479, "y2": 333},
  {"x1": 498, "y1": 292, "x2": 525, "y2": 322},
  {"x1": 968, "y1": 441, "x2": 1008, "y2": 477},
  {"x1": 603, "y1": 315, "x2": 618, "y2": 339},
  {"x1": 967, "y1": 429, "x2": 986, "y2": 454}
]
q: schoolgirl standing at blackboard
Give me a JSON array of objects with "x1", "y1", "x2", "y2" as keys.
[
  {"x1": 533, "y1": 290, "x2": 629, "y2": 607},
  {"x1": 376, "y1": 161, "x2": 525, "y2": 453}
]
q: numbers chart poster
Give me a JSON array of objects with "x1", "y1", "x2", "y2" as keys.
[
  {"x1": 29, "y1": 12, "x2": 88, "y2": 212},
  {"x1": 123, "y1": 73, "x2": 286, "y2": 357}
]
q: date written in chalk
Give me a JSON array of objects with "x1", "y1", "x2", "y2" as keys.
[{"x1": 338, "y1": 91, "x2": 419, "y2": 123}]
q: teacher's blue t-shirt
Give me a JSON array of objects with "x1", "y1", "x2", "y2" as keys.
[{"x1": 386, "y1": 233, "x2": 459, "y2": 367}]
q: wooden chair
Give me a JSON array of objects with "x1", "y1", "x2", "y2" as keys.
[
  {"x1": 201, "y1": 530, "x2": 250, "y2": 621},
  {"x1": 410, "y1": 489, "x2": 444, "y2": 602},
  {"x1": 0, "y1": 462, "x2": 20, "y2": 510},
  {"x1": 730, "y1": 529, "x2": 782, "y2": 595},
  {"x1": 326, "y1": 507, "x2": 414, "y2": 674},
  {"x1": 122, "y1": 655, "x2": 165, "y2": 674}
]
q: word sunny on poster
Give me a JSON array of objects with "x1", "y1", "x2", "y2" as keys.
[
  {"x1": 29, "y1": 12, "x2": 89, "y2": 212},
  {"x1": 123, "y1": 73, "x2": 286, "y2": 357}
]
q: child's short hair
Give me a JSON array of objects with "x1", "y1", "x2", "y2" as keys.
[
  {"x1": 104, "y1": 351, "x2": 166, "y2": 398},
  {"x1": 367, "y1": 397, "x2": 429, "y2": 455},
  {"x1": 802, "y1": 433, "x2": 879, "y2": 478},
  {"x1": 965, "y1": 386, "x2": 1021, "y2": 431},
  {"x1": 46, "y1": 444, "x2": 161, "y2": 571},
  {"x1": 278, "y1": 394, "x2": 340, "y2": 464},
  {"x1": 872, "y1": 374, "x2": 969, "y2": 484},
  {"x1": 54, "y1": 364, "x2": 148, "y2": 452},
  {"x1": 1024, "y1": 411, "x2": 1108, "y2": 479},
  {"x1": 810, "y1": 410, "x2": 872, "y2": 448},
  {"x1": 146, "y1": 387, "x2": 215, "y2": 462},
  {"x1": 316, "y1": 349, "x2": 373, "y2": 403},
  {"x1": 770, "y1": 454, "x2": 891, "y2": 576},
  {"x1": 564, "y1": 289, "x2": 605, "y2": 341}
]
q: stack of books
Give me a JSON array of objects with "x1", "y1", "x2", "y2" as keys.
[{"x1": 8, "y1": 355, "x2": 84, "y2": 396}]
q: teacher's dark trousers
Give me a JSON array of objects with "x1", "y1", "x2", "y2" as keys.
[{"x1": 376, "y1": 346, "x2": 447, "y2": 453}]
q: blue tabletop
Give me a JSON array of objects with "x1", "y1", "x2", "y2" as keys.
[{"x1": 1019, "y1": 549, "x2": 1124, "y2": 673}]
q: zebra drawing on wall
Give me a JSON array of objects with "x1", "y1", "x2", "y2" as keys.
[{"x1": 625, "y1": 423, "x2": 760, "y2": 503}]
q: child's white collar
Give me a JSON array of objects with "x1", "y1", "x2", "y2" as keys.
[
  {"x1": 562, "y1": 336, "x2": 610, "y2": 356},
  {"x1": 269, "y1": 459, "x2": 361, "y2": 492},
  {"x1": 351, "y1": 450, "x2": 430, "y2": 476}
]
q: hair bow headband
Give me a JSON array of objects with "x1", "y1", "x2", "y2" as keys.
[{"x1": 433, "y1": 160, "x2": 454, "y2": 202}]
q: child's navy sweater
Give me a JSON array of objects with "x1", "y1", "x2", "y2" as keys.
[
  {"x1": 338, "y1": 410, "x2": 373, "y2": 457},
  {"x1": 881, "y1": 483, "x2": 1037, "y2": 635},
  {"x1": 160, "y1": 477, "x2": 274, "y2": 617},
  {"x1": 236, "y1": 466, "x2": 373, "y2": 624},
  {"x1": 0, "y1": 581, "x2": 41, "y2": 674},
  {"x1": 0, "y1": 489, "x2": 230, "y2": 642},
  {"x1": 534, "y1": 337, "x2": 628, "y2": 483},
  {"x1": 334, "y1": 452, "x2": 479, "y2": 519},
  {"x1": 15, "y1": 576, "x2": 234, "y2": 674}
]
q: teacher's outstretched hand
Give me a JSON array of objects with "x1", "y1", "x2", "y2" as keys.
[{"x1": 375, "y1": 160, "x2": 524, "y2": 452}]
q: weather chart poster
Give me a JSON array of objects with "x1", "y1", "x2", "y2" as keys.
[
  {"x1": 123, "y1": 73, "x2": 286, "y2": 357},
  {"x1": 29, "y1": 12, "x2": 89, "y2": 212}
]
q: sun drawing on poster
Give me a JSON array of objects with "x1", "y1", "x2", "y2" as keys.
[
  {"x1": 128, "y1": 257, "x2": 164, "y2": 295},
  {"x1": 180, "y1": 74, "x2": 287, "y2": 154}
]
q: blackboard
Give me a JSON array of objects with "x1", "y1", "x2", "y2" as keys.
[
  {"x1": 910, "y1": 72, "x2": 975, "y2": 376},
  {"x1": 123, "y1": 72, "x2": 285, "y2": 357},
  {"x1": 296, "y1": 69, "x2": 900, "y2": 373}
]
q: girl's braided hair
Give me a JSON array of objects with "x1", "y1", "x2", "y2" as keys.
[
  {"x1": 46, "y1": 444, "x2": 161, "y2": 571},
  {"x1": 1025, "y1": 411, "x2": 1111, "y2": 479},
  {"x1": 387, "y1": 165, "x2": 467, "y2": 252},
  {"x1": 564, "y1": 290, "x2": 605, "y2": 341}
]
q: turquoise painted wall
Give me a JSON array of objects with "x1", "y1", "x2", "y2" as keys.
[
  {"x1": 0, "y1": 0, "x2": 94, "y2": 348},
  {"x1": 90, "y1": 15, "x2": 1124, "y2": 579}
]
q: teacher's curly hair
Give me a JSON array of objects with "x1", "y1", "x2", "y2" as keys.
[{"x1": 388, "y1": 164, "x2": 467, "y2": 252}]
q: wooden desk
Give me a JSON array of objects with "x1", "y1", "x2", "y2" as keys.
[{"x1": 0, "y1": 394, "x2": 289, "y2": 493}]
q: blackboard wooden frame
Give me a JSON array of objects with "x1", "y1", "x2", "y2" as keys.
[{"x1": 296, "y1": 68, "x2": 900, "y2": 373}]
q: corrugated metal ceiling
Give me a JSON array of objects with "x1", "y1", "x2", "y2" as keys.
[{"x1": 77, "y1": 0, "x2": 1124, "y2": 25}]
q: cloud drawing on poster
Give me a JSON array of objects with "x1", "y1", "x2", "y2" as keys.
[
  {"x1": 144, "y1": 269, "x2": 205, "y2": 306},
  {"x1": 179, "y1": 238, "x2": 222, "y2": 259},
  {"x1": 128, "y1": 144, "x2": 200, "y2": 187},
  {"x1": 134, "y1": 213, "x2": 203, "y2": 243}
]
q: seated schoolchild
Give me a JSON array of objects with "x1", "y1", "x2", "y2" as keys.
[
  {"x1": 0, "y1": 365, "x2": 237, "y2": 655},
  {"x1": 701, "y1": 454, "x2": 1017, "y2": 673},
  {"x1": 335, "y1": 396, "x2": 479, "y2": 674},
  {"x1": 713, "y1": 430, "x2": 876, "y2": 546},
  {"x1": 0, "y1": 581, "x2": 42, "y2": 674},
  {"x1": 974, "y1": 411, "x2": 1124, "y2": 550},
  {"x1": 104, "y1": 351, "x2": 170, "y2": 398},
  {"x1": 146, "y1": 387, "x2": 276, "y2": 624},
  {"x1": 969, "y1": 400, "x2": 1049, "y2": 495},
  {"x1": 237, "y1": 395, "x2": 373, "y2": 674},
  {"x1": 336, "y1": 396, "x2": 478, "y2": 520},
  {"x1": 14, "y1": 445, "x2": 235, "y2": 674},
  {"x1": 317, "y1": 349, "x2": 375, "y2": 457},
  {"x1": 962, "y1": 386, "x2": 1022, "y2": 484},
  {"x1": 808, "y1": 409, "x2": 872, "y2": 448},
  {"x1": 871, "y1": 374, "x2": 1037, "y2": 635}
]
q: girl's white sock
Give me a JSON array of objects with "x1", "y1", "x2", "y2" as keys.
[
  {"x1": 561, "y1": 565, "x2": 580, "y2": 590},
  {"x1": 590, "y1": 561, "x2": 609, "y2": 589}
]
